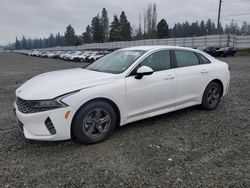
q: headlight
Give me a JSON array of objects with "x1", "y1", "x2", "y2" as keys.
[
  {"x1": 27, "y1": 99, "x2": 67, "y2": 108},
  {"x1": 26, "y1": 90, "x2": 80, "y2": 109}
]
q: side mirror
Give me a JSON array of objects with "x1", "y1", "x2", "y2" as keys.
[{"x1": 135, "y1": 66, "x2": 154, "y2": 79}]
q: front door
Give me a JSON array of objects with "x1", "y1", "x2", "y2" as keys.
[{"x1": 125, "y1": 50, "x2": 176, "y2": 120}]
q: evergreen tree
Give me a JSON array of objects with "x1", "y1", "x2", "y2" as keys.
[
  {"x1": 183, "y1": 21, "x2": 191, "y2": 37},
  {"x1": 172, "y1": 23, "x2": 181, "y2": 37},
  {"x1": 48, "y1": 33, "x2": 55, "y2": 47},
  {"x1": 44, "y1": 38, "x2": 49, "y2": 48},
  {"x1": 91, "y1": 15, "x2": 104, "y2": 42},
  {"x1": 33, "y1": 39, "x2": 40, "y2": 49},
  {"x1": 211, "y1": 21, "x2": 217, "y2": 34},
  {"x1": 200, "y1": 20, "x2": 206, "y2": 35},
  {"x1": 190, "y1": 22, "x2": 200, "y2": 37},
  {"x1": 27, "y1": 38, "x2": 33, "y2": 49},
  {"x1": 15, "y1": 37, "x2": 21, "y2": 50},
  {"x1": 119, "y1": 11, "x2": 132, "y2": 41},
  {"x1": 64, "y1": 25, "x2": 77, "y2": 46},
  {"x1": 82, "y1": 25, "x2": 92, "y2": 43},
  {"x1": 109, "y1": 15, "x2": 121, "y2": 41},
  {"x1": 55, "y1": 33, "x2": 61, "y2": 46},
  {"x1": 21, "y1": 36, "x2": 27, "y2": 49},
  {"x1": 39, "y1": 38, "x2": 44, "y2": 48},
  {"x1": 217, "y1": 23, "x2": 223, "y2": 35},
  {"x1": 101, "y1": 8, "x2": 109, "y2": 42},
  {"x1": 206, "y1": 19, "x2": 213, "y2": 35},
  {"x1": 156, "y1": 19, "x2": 169, "y2": 38},
  {"x1": 75, "y1": 36, "x2": 82, "y2": 46},
  {"x1": 247, "y1": 24, "x2": 250, "y2": 35}
]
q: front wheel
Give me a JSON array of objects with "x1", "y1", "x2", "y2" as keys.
[
  {"x1": 72, "y1": 101, "x2": 117, "y2": 144},
  {"x1": 201, "y1": 82, "x2": 222, "y2": 110}
]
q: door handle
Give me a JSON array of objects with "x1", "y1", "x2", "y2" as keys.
[
  {"x1": 164, "y1": 75, "x2": 175, "y2": 80},
  {"x1": 201, "y1": 69, "x2": 209, "y2": 73}
]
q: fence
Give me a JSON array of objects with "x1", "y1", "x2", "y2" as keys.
[{"x1": 42, "y1": 35, "x2": 250, "y2": 51}]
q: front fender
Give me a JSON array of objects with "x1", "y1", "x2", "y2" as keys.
[{"x1": 62, "y1": 81, "x2": 126, "y2": 126}]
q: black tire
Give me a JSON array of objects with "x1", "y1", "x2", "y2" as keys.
[
  {"x1": 201, "y1": 82, "x2": 222, "y2": 110},
  {"x1": 72, "y1": 101, "x2": 117, "y2": 144}
]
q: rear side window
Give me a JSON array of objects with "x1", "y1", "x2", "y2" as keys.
[
  {"x1": 197, "y1": 53, "x2": 211, "y2": 64},
  {"x1": 175, "y1": 50, "x2": 199, "y2": 68},
  {"x1": 141, "y1": 50, "x2": 171, "y2": 72}
]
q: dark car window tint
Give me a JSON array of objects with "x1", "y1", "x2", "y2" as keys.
[
  {"x1": 141, "y1": 50, "x2": 170, "y2": 72},
  {"x1": 175, "y1": 50, "x2": 199, "y2": 68},
  {"x1": 197, "y1": 53, "x2": 211, "y2": 64}
]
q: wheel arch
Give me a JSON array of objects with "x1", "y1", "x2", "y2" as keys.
[
  {"x1": 70, "y1": 97, "x2": 121, "y2": 139},
  {"x1": 207, "y1": 79, "x2": 224, "y2": 96}
]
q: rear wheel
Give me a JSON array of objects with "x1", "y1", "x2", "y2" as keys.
[
  {"x1": 201, "y1": 82, "x2": 222, "y2": 110},
  {"x1": 72, "y1": 101, "x2": 117, "y2": 144}
]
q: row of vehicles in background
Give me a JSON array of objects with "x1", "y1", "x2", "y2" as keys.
[
  {"x1": 20, "y1": 46, "x2": 236, "y2": 63},
  {"x1": 196, "y1": 46, "x2": 237, "y2": 57},
  {"x1": 23, "y1": 50, "x2": 112, "y2": 62}
]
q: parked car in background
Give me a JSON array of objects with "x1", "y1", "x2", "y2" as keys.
[
  {"x1": 84, "y1": 51, "x2": 97, "y2": 62},
  {"x1": 38, "y1": 51, "x2": 48, "y2": 58},
  {"x1": 14, "y1": 46, "x2": 230, "y2": 144},
  {"x1": 65, "y1": 51, "x2": 82, "y2": 61},
  {"x1": 59, "y1": 51, "x2": 72, "y2": 59},
  {"x1": 53, "y1": 51, "x2": 64, "y2": 59},
  {"x1": 87, "y1": 51, "x2": 107, "y2": 62},
  {"x1": 203, "y1": 47, "x2": 220, "y2": 56},
  {"x1": 216, "y1": 47, "x2": 236, "y2": 57},
  {"x1": 77, "y1": 51, "x2": 94, "y2": 62},
  {"x1": 48, "y1": 51, "x2": 59, "y2": 58},
  {"x1": 196, "y1": 46, "x2": 207, "y2": 51},
  {"x1": 199, "y1": 46, "x2": 237, "y2": 57},
  {"x1": 72, "y1": 51, "x2": 85, "y2": 62}
]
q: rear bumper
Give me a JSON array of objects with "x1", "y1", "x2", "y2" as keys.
[{"x1": 13, "y1": 103, "x2": 73, "y2": 141}]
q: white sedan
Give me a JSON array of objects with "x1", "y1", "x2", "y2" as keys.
[{"x1": 14, "y1": 46, "x2": 230, "y2": 144}]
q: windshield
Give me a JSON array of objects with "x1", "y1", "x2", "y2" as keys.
[{"x1": 86, "y1": 50, "x2": 145, "y2": 74}]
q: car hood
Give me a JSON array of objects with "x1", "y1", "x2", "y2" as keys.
[{"x1": 16, "y1": 68, "x2": 118, "y2": 100}]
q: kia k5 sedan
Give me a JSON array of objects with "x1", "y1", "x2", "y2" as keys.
[{"x1": 13, "y1": 46, "x2": 230, "y2": 144}]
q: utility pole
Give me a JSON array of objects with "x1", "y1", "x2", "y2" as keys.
[{"x1": 217, "y1": 0, "x2": 222, "y2": 34}]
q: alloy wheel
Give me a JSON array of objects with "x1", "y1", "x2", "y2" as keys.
[
  {"x1": 82, "y1": 108, "x2": 111, "y2": 138},
  {"x1": 207, "y1": 87, "x2": 220, "y2": 107}
]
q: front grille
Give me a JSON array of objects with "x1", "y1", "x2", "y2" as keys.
[
  {"x1": 16, "y1": 97, "x2": 38, "y2": 113},
  {"x1": 15, "y1": 97, "x2": 55, "y2": 114}
]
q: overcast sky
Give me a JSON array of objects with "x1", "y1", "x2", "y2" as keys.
[{"x1": 0, "y1": 0, "x2": 249, "y2": 45}]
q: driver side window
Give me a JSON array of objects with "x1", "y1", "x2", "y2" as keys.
[{"x1": 141, "y1": 50, "x2": 171, "y2": 72}]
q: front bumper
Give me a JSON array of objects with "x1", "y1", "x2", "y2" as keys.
[{"x1": 13, "y1": 102, "x2": 73, "y2": 141}]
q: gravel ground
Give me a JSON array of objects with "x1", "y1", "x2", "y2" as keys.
[{"x1": 0, "y1": 53, "x2": 249, "y2": 187}]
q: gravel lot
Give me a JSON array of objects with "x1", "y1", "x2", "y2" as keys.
[{"x1": 0, "y1": 53, "x2": 249, "y2": 187}]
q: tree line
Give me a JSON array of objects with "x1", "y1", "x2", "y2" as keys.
[{"x1": 12, "y1": 4, "x2": 250, "y2": 50}]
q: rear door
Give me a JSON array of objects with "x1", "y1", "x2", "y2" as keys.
[{"x1": 173, "y1": 50, "x2": 211, "y2": 104}]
